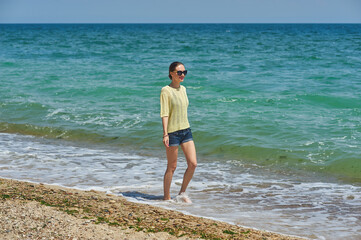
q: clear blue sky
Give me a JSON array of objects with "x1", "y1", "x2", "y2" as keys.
[{"x1": 0, "y1": 0, "x2": 360, "y2": 23}]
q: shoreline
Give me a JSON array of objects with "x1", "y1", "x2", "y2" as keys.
[{"x1": 0, "y1": 177, "x2": 306, "y2": 239}]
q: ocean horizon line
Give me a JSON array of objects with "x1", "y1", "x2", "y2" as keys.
[{"x1": 1, "y1": 22, "x2": 360, "y2": 25}]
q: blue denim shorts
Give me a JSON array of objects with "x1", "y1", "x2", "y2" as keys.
[{"x1": 168, "y1": 128, "x2": 193, "y2": 147}]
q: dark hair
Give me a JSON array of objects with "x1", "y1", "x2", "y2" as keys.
[{"x1": 168, "y1": 61, "x2": 184, "y2": 80}]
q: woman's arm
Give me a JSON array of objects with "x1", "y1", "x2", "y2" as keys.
[{"x1": 162, "y1": 116, "x2": 169, "y2": 147}]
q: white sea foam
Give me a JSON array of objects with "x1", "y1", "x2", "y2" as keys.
[
  {"x1": 0, "y1": 132, "x2": 360, "y2": 240},
  {"x1": 46, "y1": 108, "x2": 65, "y2": 118}
]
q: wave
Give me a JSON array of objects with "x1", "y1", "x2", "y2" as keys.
[
  {"x1": 198, "y1": 143, "x2": 361, "y2": 183},
  {"x1": 1, "y1": 121, "x2": 360, "y2": 183},
  {"x1": 298, "y1": 94, "x2": 361, "y2": 109},
  {"x1": 0, "y1": 122, "x2": 119, "y2": 144}
]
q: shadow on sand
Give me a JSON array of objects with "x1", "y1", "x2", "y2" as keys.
[{"x1": 121, "y1": 191, "x2": 164, "y2": 201}]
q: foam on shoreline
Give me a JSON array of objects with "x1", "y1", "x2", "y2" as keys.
[{"x1": 0, "y1": 177, "x2": 304, "y2": 240}]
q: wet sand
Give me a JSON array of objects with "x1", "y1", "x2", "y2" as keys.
[{"x1": 0, "y1": 178, "x2": 305, "y2": 239}]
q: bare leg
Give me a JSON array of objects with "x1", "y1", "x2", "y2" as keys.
[
  {"x1": 179, "y1": 140, "x2": 197, "y2": 195},
  {"x1": 163, "y1": 146, "x2": 178, "y2": 200}
]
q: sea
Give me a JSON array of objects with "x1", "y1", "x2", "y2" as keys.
[{"x1": 0, "y1": 24, "x2": 360, "y2": 239}]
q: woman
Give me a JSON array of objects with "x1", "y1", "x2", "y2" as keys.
[{"x1": 160, "y1": 62, "x2": 197, "y2": 203}]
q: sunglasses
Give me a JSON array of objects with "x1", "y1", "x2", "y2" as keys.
[{"x1": 174, "y1": 70, "x2": 187, "y2": 76}]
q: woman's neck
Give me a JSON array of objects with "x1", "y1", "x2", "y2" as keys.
[{"x1": 169, "y1": 82, "x2": 180, "y2": 88}]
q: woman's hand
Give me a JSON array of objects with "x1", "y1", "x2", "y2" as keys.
[{"x1": 163, "y1": 135, "x2": 169, "y2": 148}]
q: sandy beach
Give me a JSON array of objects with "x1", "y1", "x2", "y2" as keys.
[{"x1": 0, "y1": 177, "x2": 306, "y2": 240}]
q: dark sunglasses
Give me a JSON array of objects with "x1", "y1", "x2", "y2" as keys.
[{"x1": 174, "y1": 70, "x2": 187, "y2": 76}]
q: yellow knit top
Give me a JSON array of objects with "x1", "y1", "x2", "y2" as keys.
[{"x1": 160, "y1": 85, "x2": 190, "y2": 133}]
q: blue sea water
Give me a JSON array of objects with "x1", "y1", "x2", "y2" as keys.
[{"x1": 0, "y1": 24, "x2": 361, "y2": 239}]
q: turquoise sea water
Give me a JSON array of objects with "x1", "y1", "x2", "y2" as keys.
[{"x1": 1, "y1": 24, "x2": 361, "y2": 239}]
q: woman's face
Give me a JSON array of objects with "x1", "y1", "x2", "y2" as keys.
[{"x1": 171, "y1": 64, "x2": 186, "y2": 83}]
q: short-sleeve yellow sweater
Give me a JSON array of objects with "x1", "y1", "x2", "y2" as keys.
[{"x1": 160, "y1": 85, "x2": 190, "y2": 133}]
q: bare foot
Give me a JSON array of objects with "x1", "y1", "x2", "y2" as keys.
[{"x1": 176, "y1": 192, "x2": 192, "y2": 203}]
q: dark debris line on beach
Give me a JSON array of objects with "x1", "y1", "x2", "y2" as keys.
[{"x1": 0, "y1": 178, "x2": 304, "y2": 240}]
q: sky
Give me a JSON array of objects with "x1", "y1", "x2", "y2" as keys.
[{"x1": 0, "y1": 0, "x2": 360, "y2": 23}]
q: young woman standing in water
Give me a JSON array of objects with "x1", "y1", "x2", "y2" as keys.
[{"x1": 160, "y1": 62, "x2": 197, "y2": 203}]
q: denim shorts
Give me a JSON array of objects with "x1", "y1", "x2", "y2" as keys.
[{"x1": 168, "y1": 128, "x2": 193, "y2": 147}]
